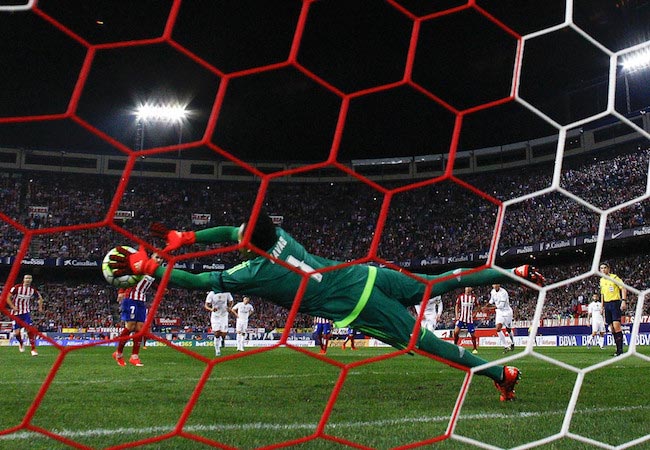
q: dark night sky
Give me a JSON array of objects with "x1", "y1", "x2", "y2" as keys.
[{"x1": 0, "y1": 0, "x2": 649, "y2": 163}]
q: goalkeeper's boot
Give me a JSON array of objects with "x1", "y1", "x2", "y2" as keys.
[
  {"x1": 112, "y1": 351, "x2": 126, "y2": 367},
  {"x1": 494, "y1": 366, "x2": 520, "y2": 402},
  {"x1": 514, "y1": 265, "x2": 546, "y2": 286}
]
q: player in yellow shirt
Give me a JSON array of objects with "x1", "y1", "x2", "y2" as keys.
[{"x1": 599, "y1": 262, "x2": 627, "y2": 356}]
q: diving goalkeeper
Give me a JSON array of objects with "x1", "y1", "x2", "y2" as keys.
[{"x1": 108, "y1": 212, "x2": 545, "y2": 401}]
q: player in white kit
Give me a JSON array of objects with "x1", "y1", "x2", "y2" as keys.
[
  {"x1": 488, "y1": 284, "x2": 515, "y2": 353},
  {"x1": 205, "y1": 291, "x2": 233, "y2": 356},
  {"x1": 414, "y1": 295, "x2": 443, "y2": 332},
  {"x1": 586, "y1": 293, "x2": 606, "y2": 349},
  {"x1": 231, "y1": 296, "x2": 254, "y2": 351}
]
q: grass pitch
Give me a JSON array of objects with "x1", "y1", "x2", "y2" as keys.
[{"x1": 0, "y1": 344, "x2": 649, "y2": 449}]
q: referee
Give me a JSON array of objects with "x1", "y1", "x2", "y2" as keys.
[{"x1": 599, "y1": 262, "x2": 627, "y2": 356}]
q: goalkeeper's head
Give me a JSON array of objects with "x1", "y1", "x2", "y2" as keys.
[{"x1": 238, "y1": 210, "x2": 278, "y2": 258}]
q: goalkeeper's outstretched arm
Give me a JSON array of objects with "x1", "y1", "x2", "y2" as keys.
[
  {"x1": 150, "y1": 222, "x2": 240, "y2": 252},
  {"x1": 157, "y1": 268, "x2": 215, "y2": 291}
]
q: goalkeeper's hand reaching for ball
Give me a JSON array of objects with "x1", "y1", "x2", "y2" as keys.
[{"x1": 108, "y1": 246, "x2": 160, "y2": 276}]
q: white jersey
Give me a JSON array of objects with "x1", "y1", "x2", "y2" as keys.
[
  {"x1": 415, "y1": 296, "x2": 443, "y2": 332},
  {"x1": 490, "y1": 287, "x2": 512, "y2": 327},
  {"x1": 232, "y1": 301, "x2": 254, "y2": 321},
  {"x1": 489, "y1": 288, "x2": 511, "y2": 312},
  {"x1": 587, "y1": 301, "x2": 605, "y2": 333},
  {"x1": 415, "y1": 296, "x2": 443, "y2": 321},
  {"x1": 206, "y1": 291, "x2": 232, "y2": 319}
]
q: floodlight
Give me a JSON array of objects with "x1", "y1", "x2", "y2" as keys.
[
  {"x1": 622, "y1": 47, "x2": 650, "y2": 73},
  {"x1": 135, "y1": 103, "x2": 188, "y2": 122}
]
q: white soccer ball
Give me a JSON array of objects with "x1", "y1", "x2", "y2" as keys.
[{"x1": 102, "y1": 246, "x2": 142, "y2": 288}]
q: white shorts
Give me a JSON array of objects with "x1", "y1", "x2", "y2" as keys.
[
  {"x1": 211, "y1": 315, "x2": 228, "y2": 333},
  {"x1": 591, "y1": 317, "x2": 605, "y2": 333},
  {"x1": 235, "y1": 319, "x2": 248, "y2": 334},
  {"x1": 495, "y1": 310, "x2": 513, "y2": 328}
]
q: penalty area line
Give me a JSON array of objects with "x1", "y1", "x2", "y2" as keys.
[{"x1": 1, "y1": 405, "x2": 648, "y2": 441}]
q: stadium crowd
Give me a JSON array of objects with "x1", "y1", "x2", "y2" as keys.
[
  {"x1": 0, "y1": 147, "x2": 648, "y2": 261},
  {"x1": 1, "y1": 147, "x2": 649, "y2": 332}
]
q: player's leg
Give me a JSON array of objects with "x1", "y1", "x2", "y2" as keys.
[
  {"x1": 27, "y1": 327, "x2": 38, "y2": 356},
  {"x1": 495, "y1": 320, "x2": 509, "y2": 352},
  {"x1": 605, "y1": 302, "x2": 624, "y2": 356},
  {"x1": 453, "y1": 324, "x2": 461, "y2": 345},
  {"x1": 113, "y1": 300, "x2": 135, "y2": 366},
  {"x1": 375, "y1": 266, "x2": 540, "y2": 308},
  {"x1": 129, "y1": 307, "x2": 146, "y2": 367},
  {"x1": 505, "y1": 323, "x2": 515, "y2": 351},
  {"x1": 13, "y1": 322, "x2": 24, "y2": 352},
  {"x1": 468, "y1": 324, "x2": 478, "y2": 353},
  {"x1": 352, "y1": 294, "x2": 510, "y2": 385}
]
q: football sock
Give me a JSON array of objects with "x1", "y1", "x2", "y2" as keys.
[
  {"x1": 497, "y1": 331, "x2": 508, "y2": 348},
  {"x1": 417, "y1": 328, "x2": 502, "y2": 381},
  {"x1": 132, "y1": 335, "x2": 141, "y2": 355},
  {"x1": 117, "y1": 328, "x2": 131, "y2": 353},
  {"x1": 27, "y1": 330, "x2": 36, "y2": 350},
  {"x1": 614, "y1": 331, "x2": 624, "y2": 353}
]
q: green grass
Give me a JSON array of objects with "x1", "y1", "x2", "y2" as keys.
[{"x1": 0, "y1": 345, "x2": 649, "y2": 449}]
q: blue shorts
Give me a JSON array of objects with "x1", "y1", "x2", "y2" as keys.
[
  {"x1": 604, "y1": 300, "x2": 622, "y2": 325},
  {"x1": 314, "y1": 322, "x2": 331, "y2": 336},
  {"x1": 13, "y1": 313, "x2": 32, "y2": 329},
  {"x1": 455, "y1": 320, "x2": 475, "y2": 334},
  {"x1": 120, "y1": 299, "x2": 147, "y2": 323}
]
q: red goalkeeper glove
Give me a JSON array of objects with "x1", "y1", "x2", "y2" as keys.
[
  {"x1": 150, "y1": 222, "x2": 196, "y2": 252},
  {"x1": 108, "y1": 246, "x2": 160, "y2": 276}
]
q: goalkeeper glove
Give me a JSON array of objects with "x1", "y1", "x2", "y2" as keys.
[
  {"x1": 514, "y1": 265, "x2": 546, "y2": 287},
  {"x1": 150, "y1": 222, "x2": 196, "y2": 252},
  {"x1": 108, "y1": 246, "x2": 160, "y2": 276}
]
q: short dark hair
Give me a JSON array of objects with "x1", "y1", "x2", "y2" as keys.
[
  {"x1": 599, "y1": 262, "x2": 610, "y2": 269},
  {"x1": 247, "y1": 210, "x2": 278, "y2": 251}
]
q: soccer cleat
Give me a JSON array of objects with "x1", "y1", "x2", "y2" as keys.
[
  {"x1": 514, "y1": 265, "x2": 546, "y2": 286},
  {"x1": 112, "y1": 351, "x2": 126, "y2": 367},
  {"x1": 472, "y1": 349, "x2": 478, "y2": 354},
  {"x1": 18, "y1": 342, "x2": 24, "y2": 353},
  {"x1": 494, "y1": 366, "x2": 521, "y2": 402},
  {"x1": 502, "y1": 347, "x2": 511, "y2": 354},
  {"x1": 129, "y1": 355, "x2": 144, "y2": 367},
  {"x1": 31, "y1": 350, "x2": 38, "y2": 356},
  {"x1": 510, "y1": 343, "x2": 515, "y2": 351},
  {"x1": 319, "y1": 349, "x2": 327, "y2": 355}
]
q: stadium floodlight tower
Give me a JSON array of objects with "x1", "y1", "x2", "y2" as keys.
[
  {"x1": 621, "y1": 47, "x2": 650, "y2": 114},
  {"x1": 133, "y1": 102, "x2": 188, "y2": 151}
]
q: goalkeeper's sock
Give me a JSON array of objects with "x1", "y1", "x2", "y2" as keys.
[{"x1": 417, "y1": 328, "x2": 503, "y2": 381}]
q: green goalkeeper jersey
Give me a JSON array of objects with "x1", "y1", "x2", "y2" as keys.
[{"x1": 208, "y1": 227, "x2": 376, "y2": 325}]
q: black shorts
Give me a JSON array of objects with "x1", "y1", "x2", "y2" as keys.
[{"x1": 604, "y1": 300, "x2": 622, "y2": 325}]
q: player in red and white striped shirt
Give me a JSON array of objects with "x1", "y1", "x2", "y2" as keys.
[
  {"x1": 112, "y1": 256, "x2": 161, "y2": 367},
  {"x1": 7, "y1": 274, "x2": 44, "y2": 356},
  {"x1": 453, "y1": 287, "x2": 479, "y2": 354}
]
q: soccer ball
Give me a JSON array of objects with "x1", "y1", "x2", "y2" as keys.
[{"x1": 101, "y1": 246, "x2": 142, "y2": 288}]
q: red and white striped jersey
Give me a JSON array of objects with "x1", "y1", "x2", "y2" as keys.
[
  {"x1": 119, "y1": 275, "x2": 156, "y2": 302},
  {"x1": 9, "y1": 284, "x2": 40, "y2": 314},
  {"x1": 314, "y1": 316, "x2": 331, "y2": 324},
  {"x1": 455, "y1": 292, "x2": 478, "y2": 323}
]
